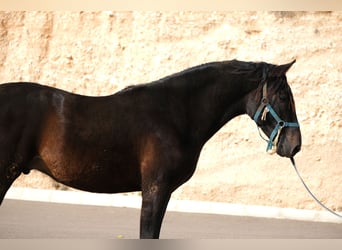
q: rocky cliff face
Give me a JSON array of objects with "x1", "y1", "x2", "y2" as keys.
[{"x1": 1, "y1": 11, "x2": 341, "y2": 211}]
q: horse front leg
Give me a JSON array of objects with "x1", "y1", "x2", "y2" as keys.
[{"x1": 140, "y1": 183, "x2": 172, "y2": 239}]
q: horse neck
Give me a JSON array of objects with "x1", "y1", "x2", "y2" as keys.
[{"x1": 171, "y1": 67, "x2": 259, "y2": 145}]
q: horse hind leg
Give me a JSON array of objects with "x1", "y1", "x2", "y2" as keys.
[
  {"x1": 0, "y1": 154, "x2": 29, "y2": 204},
  {"x1": 0, "y1": 130, "x2": 38, "y2": 203}
]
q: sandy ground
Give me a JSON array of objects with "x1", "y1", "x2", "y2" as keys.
[{"x1": 0, "y1": 11, "x2": 341, "y2": 211}]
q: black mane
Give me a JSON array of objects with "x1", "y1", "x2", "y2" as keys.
[{"x1": 118, "y1": 60, "x2": 268, "y2": 94}]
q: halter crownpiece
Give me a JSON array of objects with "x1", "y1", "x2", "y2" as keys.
[{"x1": 253, "y1": 81, "x2": 300, "y2": 154}]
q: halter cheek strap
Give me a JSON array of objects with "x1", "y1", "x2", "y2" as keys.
[{"x1": 253, "y1": 82, "x2": 300, "y2": 153}]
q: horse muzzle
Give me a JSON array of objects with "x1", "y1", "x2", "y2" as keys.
[{"x1": 276, "y1": 127, "x2": 302, "y2": 158}]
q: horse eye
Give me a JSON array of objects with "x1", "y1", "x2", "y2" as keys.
[{"x1": 279, "y1": 91, "x2": 288, "y2": 101}]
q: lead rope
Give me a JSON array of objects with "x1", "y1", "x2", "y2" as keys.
[{"x1": 290, "y1": 157, "x2": 342, "y2": 219}]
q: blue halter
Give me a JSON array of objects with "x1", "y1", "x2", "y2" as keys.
[{"x1": 253, "y1": 82, "x2": 300, "y2": 152}]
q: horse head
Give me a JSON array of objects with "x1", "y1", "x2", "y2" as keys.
[{"x1": 248, "y1": 60, "x2": 302, "y2": 158}]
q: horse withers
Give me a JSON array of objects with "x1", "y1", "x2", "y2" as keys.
[{"x1": 0, "y1": 60, "x2": 301, "y2": 238}]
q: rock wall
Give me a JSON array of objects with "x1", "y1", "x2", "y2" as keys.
[{"x1": 0, "y1": 11, "x2": 341, "y2": 211}]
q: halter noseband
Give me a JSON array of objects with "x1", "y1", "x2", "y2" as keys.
[{"x1": 253, "y1": 82, "x2": 299, "y2": 153}]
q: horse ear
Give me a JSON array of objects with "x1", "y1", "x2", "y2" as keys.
[{"x1": 270, "y1": 60, "x2": 296, "y2": 77}]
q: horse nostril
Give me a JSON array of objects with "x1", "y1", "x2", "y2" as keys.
[{"x1": 292, "y1": 145, "x2": 301, "y2": 156}]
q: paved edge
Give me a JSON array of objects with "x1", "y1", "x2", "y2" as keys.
[{"x1": 5, "y1": 187, "x2": 342, "y2": 224}]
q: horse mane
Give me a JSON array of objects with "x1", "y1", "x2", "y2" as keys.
[{"x1": 117, "y1": 60, "x2": 269, "y2": 94}]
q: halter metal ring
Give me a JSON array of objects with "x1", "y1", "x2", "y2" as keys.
[
  {"x1": 261, "y1": 97, "x2": 268, "y2": 104},
  {"x1": 278, "y1": 120, "x2": 285, "y2": 128}
]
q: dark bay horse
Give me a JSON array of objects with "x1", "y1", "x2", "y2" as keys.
[{"x1": 0, "y1": 60, "x2": 301, "y2": 238}]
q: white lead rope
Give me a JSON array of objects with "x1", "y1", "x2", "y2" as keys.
[{"x1": 290, "y1": 157, "x2": 342, "y2": 219}]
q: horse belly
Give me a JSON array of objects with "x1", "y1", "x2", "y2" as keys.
[
  {"x1": 38, "y1": 118, "x2": 141, "y2": 193},
  {"x1": 37, "y1": 148, "x2": 142, "y2": 193},
  {"x1": 67, "y1": 162, "x2": 142, "y2": 193}
]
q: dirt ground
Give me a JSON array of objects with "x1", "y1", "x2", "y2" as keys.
[{"x1": 0, "y1": 11, "x2": 341, "y2": 211}]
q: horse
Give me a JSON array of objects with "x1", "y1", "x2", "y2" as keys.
[{"x1": 0, "y1": 59, "x2": 301, "y2": 238}]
